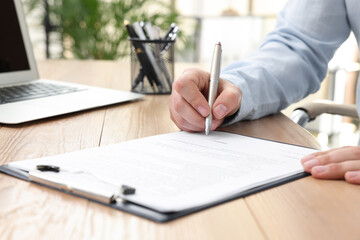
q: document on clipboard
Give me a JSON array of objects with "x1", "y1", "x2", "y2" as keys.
[{"x1": 0, "y1": 131, "x2": 318, "y2": 222}]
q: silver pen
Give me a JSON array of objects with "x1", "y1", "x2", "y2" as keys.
[{"x1": 205, "y1": 42, "x2": 222, "y2": 135}]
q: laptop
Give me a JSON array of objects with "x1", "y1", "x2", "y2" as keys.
[{"x1": 0, "y1": 0, "x2": 143, "y2": 124}]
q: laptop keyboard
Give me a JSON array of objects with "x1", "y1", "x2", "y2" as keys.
[{"x1": 0, "y1": 82, "x2": 84, "y2": 104}]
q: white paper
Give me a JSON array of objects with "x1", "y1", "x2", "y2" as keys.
[{"x1": 9, "y1": 131, "x2": 318, "y2": 212}]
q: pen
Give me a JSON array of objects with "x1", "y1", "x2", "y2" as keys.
[
  {"x1": 146, "y1": 23, "x2": 173, "y2": 92},
  {"x1": 131, "y1": 67, "x2": 145, "y2": 90},
  {"x1": 161, "y1": 23, "x2": 176, "y2": 50},
  {"x1": 163, "y1": 23, "x2": 176, "y2": 40},
  {"x1": 133, "y1": 22, "x2": 164, "y2": 93},
  {"x1": 161, "y1": 26, "x2": 178, "y2": 53},
  {"x1": 205, "y1": 42, "x2": 222, "y2": 135},
  {"x1": 124, "y1": 21, "x2": 156, "y2": 92}
]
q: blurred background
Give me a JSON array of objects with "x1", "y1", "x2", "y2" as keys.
[{"x1": 22, "y1": 0, "x2": 359, "y2": 149}]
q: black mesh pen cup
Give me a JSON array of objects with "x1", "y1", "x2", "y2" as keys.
[{"x1": 129, "y1": 38, "x2": 175, "y2": 94}]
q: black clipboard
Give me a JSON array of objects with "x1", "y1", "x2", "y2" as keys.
[{"x1": 0, "y1": 164, "x2": 309, "y2": 223}]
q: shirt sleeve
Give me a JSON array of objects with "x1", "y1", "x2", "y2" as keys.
[{"x1": 220, "y1": 0, "x2": 351, "y2": 125}]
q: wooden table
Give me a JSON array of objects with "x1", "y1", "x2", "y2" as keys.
[{"x1": 1, "y1": 60, "x2": 359, "y2": 240}]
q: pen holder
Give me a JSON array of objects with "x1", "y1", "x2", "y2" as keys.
[{"x1": 129, "y1": 38, "x2": 175, "y2": 94}]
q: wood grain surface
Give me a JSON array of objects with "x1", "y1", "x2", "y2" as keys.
[{"x1": 0, "y1": 60, "x2": 358, "y2": 240}]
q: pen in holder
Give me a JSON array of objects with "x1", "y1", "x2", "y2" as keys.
[{"x1": 129, "y1": 38, "x2": 175, "y2": 94}]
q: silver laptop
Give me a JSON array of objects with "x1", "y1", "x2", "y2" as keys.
[{"x1": 0, "y1": 0, "x2": 143, "y2": 124}]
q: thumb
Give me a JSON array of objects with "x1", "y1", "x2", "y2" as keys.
[{"x1": 212, "y1": 79, "x2": 242, "y2": 119}]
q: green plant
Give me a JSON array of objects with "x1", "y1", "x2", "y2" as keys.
[{"x1": 24, "y1": 0, "x2": 193, "y2": 60}]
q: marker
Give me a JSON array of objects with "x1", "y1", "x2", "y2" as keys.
[{"x1": 205, "y1": 42, "x2": 222, "y2": 135}]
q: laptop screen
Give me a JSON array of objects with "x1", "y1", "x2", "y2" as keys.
[{"x1": 0, "y1": 0, "x2": 30, "y2": 73}]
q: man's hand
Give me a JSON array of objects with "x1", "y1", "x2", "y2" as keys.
[
  {"x1": 169, "y1": 68, "x2": 242, "y2": 132},
  {"x1": 301, "y1": 146, "x2": 360, "y2": 184}
]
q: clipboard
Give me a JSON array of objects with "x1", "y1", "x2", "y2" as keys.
[
  {"x1": 0, "y1": 163, "x2": 309, "y2": 223},
  {"x1": 0, "y1": 131, "x2": 316, "y2": 223}
]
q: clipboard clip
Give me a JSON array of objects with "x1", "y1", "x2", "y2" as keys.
[{"x1": 30, "y1": 165, "x2": 136, "y2": 205}]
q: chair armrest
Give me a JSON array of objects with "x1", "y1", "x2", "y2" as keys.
[
  {"x1": 296, "y1": 100, "x2": 358, "y2": 119},
  {"x1": 290, "y1": 100, "x2": 358, "y2": 127}
]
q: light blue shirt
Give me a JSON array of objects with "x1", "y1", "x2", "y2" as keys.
[{"x1": 220, "y1": 0, "x2": 360, "y2": 124}]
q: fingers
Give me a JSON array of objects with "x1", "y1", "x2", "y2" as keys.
[
  {"x1": 169, "y1": 68, "x2": 242, "y2": 132},
  {"x1": 170, "y1": 110, "x2": 203, "y2": 132},
  {"x1": 311, "y1": 160, "x2": 360, "y2": 180},
  {"x1": 345, "y1": 171, "x2": 360, "y2": 184},
  {"x1": 169, "y1": 87, "x2": 207, "y2": 131},
  {"x1": 301, "y1": 146, "x2": 360, "y2": 185},
  {"x1": 169, "y1": 69, "x2": 211, "y2": 132},
  {"x1": 213, "y1": 79, "x2": 242, "y2": 119},
  {"x1": 301, "y1": 146, "x2": 360, "y2": 172},
  {"x1": 173, "y1": 69, "x2": 210, "y2": 116},
  {"x1": 301, "y1": 146, "x2": 353, "y2": 164}
]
